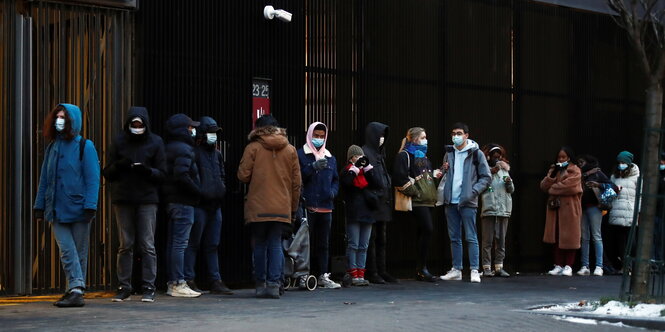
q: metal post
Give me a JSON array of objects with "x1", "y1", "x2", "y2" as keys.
[{"x1": 13, "y1": 12, "x2": 25, "y2": 295}]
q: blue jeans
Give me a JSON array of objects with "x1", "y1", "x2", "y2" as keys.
[
  {"x1": 251, "y1": 222, "x2": 284, "y2": 284},
  {"x1": 184, "y1": 207, "x2": 223, "y2": 281},
  {"x1": 445, "y1": 205, "x2": 480, "y2": 270},
  {"x1": 346, "y1": 222, "x2": 373, "y2": 269},
  {"x1": 166, "y1": 203, "x2": 195, "y2": 284},
  {"x1": 53, "y1": 221, "x2": 91, "y2": 291},
  {"x1": 581, "y1": 206, "x2": 603, "y2": 268},
  {"x1": 114, "y1": 204, "x2": 158, "y2": 290},
  {"x1": 309, "y1": 212, "x2": 332, "y2": 275}
]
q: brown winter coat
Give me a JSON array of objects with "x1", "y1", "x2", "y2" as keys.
[
  {"x1": 540, "y1": 164, "x2": 583, "y2": 249},
  {"x1": 237, "y1": 126, "x2": 301, "y2": 224}
]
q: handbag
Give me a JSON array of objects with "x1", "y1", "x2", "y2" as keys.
[
  {"x1": 592, "y1": 183, "x2": 618, "y2": 211},
  {"x1": 394, "y1": 151, "x2": 413, "y2": 211},
  {"x1": 547, "y1": 196, "x2": 560, "y2": 210}
]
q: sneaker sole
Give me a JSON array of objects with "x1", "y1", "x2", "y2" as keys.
[
  {"x1": 440, "y1": 277, "x2": 462, "y2": 281},
  {"x1": 111, "y1": 298, "x2": 130, "y2": 302},
  {"x1": 169, "y1": 293, "x2": 201, "y2": 298},
  {"x1": 141, "y1": 298, "x2": 155, "y2": 302}
]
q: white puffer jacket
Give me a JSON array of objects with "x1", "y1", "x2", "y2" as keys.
[{"x1": 609, "y1": 164, "x2": 640, "y2": 227}]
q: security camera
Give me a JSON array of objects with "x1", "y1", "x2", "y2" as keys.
[{"x1": 264, "y1": 5, "x2": 292, "y2": 23}]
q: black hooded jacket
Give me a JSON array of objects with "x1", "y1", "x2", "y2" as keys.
[
  {"x1": 580, "y1": 159, "x2": 612, "y2": 207},
  {"x1": 195, "y1": 116, "x2": 226, "y2": 209},
  {"x1": 162, "y1": 114, "x2": 201, "y2": 205},
  {"x1": 362, "y1": 122, "x2": 393, "y2": 221},
  {"x1": 103, "y1": 106, "x2": 166, "y2": 204}
]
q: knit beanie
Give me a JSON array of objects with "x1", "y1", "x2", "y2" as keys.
[
  {"x1": 347, "y1": 145, "x2": 364, "y2": 161},
  {"x1": 617, "y1": 151, "x2": 634, "y2": 164}
]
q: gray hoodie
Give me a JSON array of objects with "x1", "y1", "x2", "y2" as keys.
[{"x1": 442, "y1": 139, "x2": 492, "y2": 208}]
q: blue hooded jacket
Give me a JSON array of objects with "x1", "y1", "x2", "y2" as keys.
[{"x1": 34, "y1": 103, "x2": 101, "y2": 223}]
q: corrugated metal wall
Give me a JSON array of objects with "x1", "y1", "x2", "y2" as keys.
[{"x1": 0, "y1": 0, "x2": 649, "y2": 294}]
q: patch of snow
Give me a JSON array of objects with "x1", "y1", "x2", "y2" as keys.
[
  {"x1": 553, "y1": 316, "x2": 598, "y2": 325},
  {"x1": 533, "y1": 303, "x2": 586, "y2": 312},
  {"x1": 592, "y1": 301, "x2": 665, "y2": 318}
]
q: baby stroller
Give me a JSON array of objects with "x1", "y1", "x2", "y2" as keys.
[{"x1": 282, "y1": 200, "x2": 318, "y2": 291}]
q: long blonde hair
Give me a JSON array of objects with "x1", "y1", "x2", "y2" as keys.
[{"x1": 398, "y1": 127, "x2": 425, "y2": 152}]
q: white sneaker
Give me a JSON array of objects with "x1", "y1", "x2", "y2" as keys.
[
  {"x1": 318, "y1": 273, "x2": 341, "y2": 289},
  {"x1": 170, "y1": 282, "x2": 202, "y2": 297},
  {"x1": 562, "y1": 265, "x2": 573, "y2": 276},
  {"x1": 166, "y1": 283, "x2": 174, "y2": 296},
  {"x1": 470, "y1": 269, "x2": 481, "y2": 283},
  {"x1": 577, "y1": 266, "x2": 590, "y2": 276},
  {"x1": 593, "y1": 266, "x2": 604, "y2": 276},
  {"x1": 547, "y1": 265, "x2": 563, "y2": 276},
  {"x1": 440, "y1": 268, "x2": 462, "y2": 281}
]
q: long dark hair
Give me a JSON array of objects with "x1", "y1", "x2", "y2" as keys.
[
  {"x1": 557, "y1": 146, "x2": 576, "y2": 165},
  {"x1": 43, "y1": 105, "x2": 75, "y2": 142}
]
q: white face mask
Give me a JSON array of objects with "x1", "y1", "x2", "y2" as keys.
[
  {"x1": 130, "y1": 127, "x2": 145, "y2": 135},
  {"x1": 419, "y1": 139, "x2": 428, "y2": 146},
  {"x1": 379, "y1": 137, "x2": 385, "y2": 146},
  {"x1": 55, "y1": 118, "x2": 65, "y2": 132},
  {"x1": 191, "y1": 128, "x2": 197, "y2": 138},
  {"x1": 206, "y1": 133, "x2": 217, "y2": 145}
]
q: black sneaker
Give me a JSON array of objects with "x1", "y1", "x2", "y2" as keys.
[
  {"x1": 210, "y1": 280, "x2": 233, "y2": 295},
  {"x1": 54, "y1": 290, "x2": 85, "y2": 307},
  {"x1": 186, "y1": 280, "x2": 204, "y2": 293},
  {"x1": 141, "y1": 288, "x2": 156, "y2": 303},
  {"x1": 112, "y1": 287, "x2": 132, "y2": 302}
]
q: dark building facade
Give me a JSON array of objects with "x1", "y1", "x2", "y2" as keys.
[{"x1": 0, "y1": 0, "x2": 646, "y2": 295}]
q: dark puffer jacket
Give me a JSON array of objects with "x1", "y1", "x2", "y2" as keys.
[
  {"x1": 195, "y1": 116, "x2": 226, "y2": 209},
  {"x1": 103, "y1": 106, "x2": 167, "y2": 204},
  {"x1": 362, "y1": 122, "x2": 392, "y2": 221},
  {"x1": 580, "y1": 160, "x2": 613, "y2": 208},
  {"x1": 162, "y1": 114, "x2": 201, "y2": 206},
  {"x1": 340, "y1": 163, "x2": 380, "y2": 223}
]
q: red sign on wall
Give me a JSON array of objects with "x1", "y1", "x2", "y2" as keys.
[{"x1": 252, "y1": 78, "x2": 271, "y2": 128}]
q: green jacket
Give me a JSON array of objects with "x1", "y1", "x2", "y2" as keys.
[{"x1": 480, "y1": 162, "x2": 514, "y2": 217}]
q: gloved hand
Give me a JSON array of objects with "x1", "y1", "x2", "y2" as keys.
[
  {"x1": 355, "y1": 156, "x2": 369, "y2": 168},
  {"x1": 131, "y1": 163, "x2": 153, "y2": 176},
  {"x1": 34, "y1": 209, "x2": 44, "y2": 223},
  {"x1": 312, "y1": 158, "x2": 328, "y2": 170},
  {"x1": 83, "y1": 209, "x2": 96, "y2": 223},
  {"x1": 116, "y1": 158, "x2": 132, "y2": 170}
]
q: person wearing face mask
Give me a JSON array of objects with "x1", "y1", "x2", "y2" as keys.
[
  {"x1": 34, "y1": 104, "x2": 100, "y2": 307},
  {"x1": 183, "y1": 116, "x2": 233, "y2": 296},
  {"x1": 162, "y1": 113, "x2": 202, "y2": 297},
  {"x1": 361, "y1": 122, "x2": 398, "y2": 284},
  {"x1": 540, "y1": 147, "x2": 582, "y2": 277},
  {"x1": 576, "y1": 154, "x2": 614, "y2": 277},
  {"x1": 103, "y1": 106, "x2": 166, "y2": 303},
  {"x1": 606, "y1": 151, "x2": 640, "y2": 273},
  {"x1": 297, "y1": 122, "x2": 341, "y2": 289},
  {"x1": 340, "y1": 145, "x2": 379, "y2": 286},
  {"x1": 479, "y1": 144, "x2": 514, "y2": 278},
  {"x1": 439, "y1": 123, "x2": 491, "y2": 283},
  {"x1": 393, "y1": 127, "x2": 444, "y2": 282}
]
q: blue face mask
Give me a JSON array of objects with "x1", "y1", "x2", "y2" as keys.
[
  {"x1": 419, "y1": 139, "x2": 428, "y2": 147},
  {"x1": 452, "y1": 135, "x2": 464, "y2": 147},
  {"x1": 660, "y1": 164, "x2": 665, "y2": 171},
  {"x1": 618, "y1": 163, "x2": 628, "y2": 171},
  {"x1": 556, "y1": 161, "x2": 569, "y2": 167},
  {"x1": 312, "y1": 138, "x2": 324, "y2": 148}
]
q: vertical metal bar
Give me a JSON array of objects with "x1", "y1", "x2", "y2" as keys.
[{"x1": 13, "y1": 9, "x2": 26, "y2": 295}]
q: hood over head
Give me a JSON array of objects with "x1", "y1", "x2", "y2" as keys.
[
  {"x1": 59, "y1": 103, "x2": 83, "y2": 135},
  {"x1": 364, "y1": 122, "x2": 389, "y2": 151},
  {"x1": 304, "y1": 122, "x2": 331, "y2": 160},
  {"x1": 125, "y1": 106, "x2": 152, "y2": 134},
  {"x1": 197, "y1": 116, "x2": 222, "y2": 135},
  {"x1": 165, "y1": 113, "x2": 200, "y2": 143},
  {"x1": 248, "y1": 125, "x2": 289, "y2": 151}
]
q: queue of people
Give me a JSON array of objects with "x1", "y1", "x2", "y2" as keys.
[{"x1": 33, "y1": 103, "x2": 645, "y2": 306}]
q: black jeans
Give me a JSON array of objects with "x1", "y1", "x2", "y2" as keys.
[
  {"x1": 366, "y1": 221, "x2": 388, "y2": 275},
  {"x1": 308, "y1": 212, "x2": 332, "y2": 275},
  {"x1": 412, "y1": 206, "x2": 433, "y2": 269},
  {"x1": 113, "y1": 204, "x2": 158, "y2": 290}
]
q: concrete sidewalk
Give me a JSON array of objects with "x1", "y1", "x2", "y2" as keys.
[{"x1": 0, "y1": 275, "x2": 651, "y2": 331}]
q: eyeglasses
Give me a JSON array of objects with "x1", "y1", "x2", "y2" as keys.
[{"x1": 451, "y1": 131, "x2": 465, "y2": 136}]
